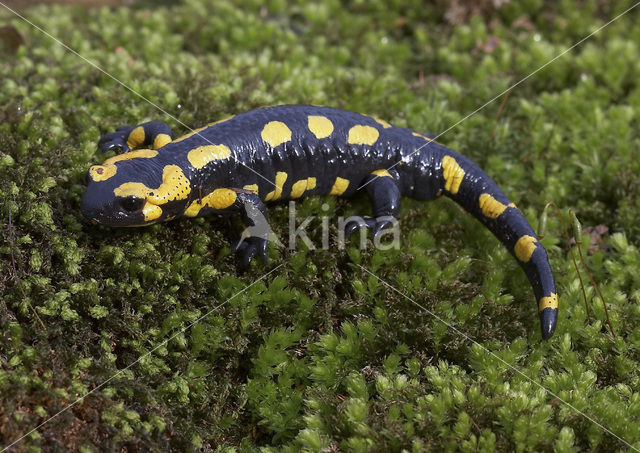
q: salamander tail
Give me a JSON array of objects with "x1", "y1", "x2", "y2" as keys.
[{"x1": 437, "y1": 150, "x2": 557, "y2": 339}]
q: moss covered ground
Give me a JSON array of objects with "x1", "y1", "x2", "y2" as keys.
[{"x1": 2, "y1": 0, "x2": 640, "y2": 451}]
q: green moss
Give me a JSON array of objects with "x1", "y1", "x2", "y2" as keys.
[{"x1": 2, "y1": 0, "x2": 640, "y2": 451}]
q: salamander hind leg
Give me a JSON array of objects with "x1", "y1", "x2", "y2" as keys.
[
  {"x1": 98, "y1": 121, "x2": 173, "y2": 154},
  {"x1": 344, "y1": 170, "x2": 401, "y2": 239}
]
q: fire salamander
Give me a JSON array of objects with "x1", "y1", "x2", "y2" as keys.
[{"x1": 81, "y1": 105, "x2": 558, "y2": 339}]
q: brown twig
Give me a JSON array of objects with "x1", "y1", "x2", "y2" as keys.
[
  {"x1": 547, "y1": 202, "x2": 591, "y2": 323},
  {"x1": 490, "y1": 88, "x2": 512, "y2": 140},
  {"x1": 546, "y1": 202, "x2": 614, "y2": 337},
  {"x1": 467, "y1": 413, "x2": 482, "y2": 435},
  {"x1": 576, "y1": 243, "x2": 615, "y2": 337}
]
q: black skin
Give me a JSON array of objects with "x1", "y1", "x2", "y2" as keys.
[{"x1": 82, "y1": 105, "x2": 558, "y2": 339}]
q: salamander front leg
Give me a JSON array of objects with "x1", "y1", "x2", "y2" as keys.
[
  {"x1": 344, "y1": 170, "x2": 401, "y2": 239},
  {"x1": 228, "y1": 191, "x2": 271, "y2": 268},
  {"x1": 98, "y1": 121, "x2": 174, "y2": 153}
]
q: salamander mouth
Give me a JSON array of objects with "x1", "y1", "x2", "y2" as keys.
[{"x1": 81, "y1": 199, "x2": 145, "y2": 227}]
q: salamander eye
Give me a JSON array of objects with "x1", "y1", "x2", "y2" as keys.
[{"x1": 119, "y1": 196, "x2": 145, "y2": 212}]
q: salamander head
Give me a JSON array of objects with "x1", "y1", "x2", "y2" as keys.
[{"x1": 81, "y1": 150, "x2": 191, "y2": 226}]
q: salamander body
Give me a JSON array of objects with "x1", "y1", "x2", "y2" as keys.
[{"x1": 81, "y1": 105, "x2": 558, "y2": 339}]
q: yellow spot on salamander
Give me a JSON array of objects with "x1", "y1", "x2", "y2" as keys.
[
  {"x1": 330, "y1": 177, "x2": 350, "y2": 195},
  {"x1": 372, "y1": 117, "x2": 391, "y2": 128},
  {"x1": 508, "y1": 202, "x2": 517, "y2": 209},
  {"x1": 184, "y1": 188, "x2": 237, "y2": 217},
  {"x1": 371, "y1": 169, "x2": 392, "y2": 178},
  {"x1": 412, "y1": 132, "x2": 444, "y2": 146},
  {"x1": 539, "y1": 293, "x2": 558, "y2": 311},
  {"x1": 290, "y1": 179, "x2": 307, "y2": 199},
  {"x1": 264, "y1": 172, "x2": 288, "y2": 201},
  {"x1": 172, "y1": 116, "x2": 234, "y2": 143},
  {"x1": 290, "y1": 177, "x2": 317, "y2": 199},
  {"x1": 187, "y1": 144, "x2": 232, "y2": 169},
  {"x1": 126, "y1": 126, "x2": 145, "y2": 149},
  {"x1": 89, "y1": 165, "x2": 117, "y2": 182},
  {"x1": 143, "y1": 203, "x2": 162, "y2": 221},
  {"x1": 441, "y1": 155, "x2": 465, "y2": 194},
  {"x1": 307, "y1": 115, "x2": 334, "y2": 139},
  {"x1": 149, "y1": 165, "x2": 191, "y2": 203},
  {"x1": 261, "y1": 121, "x2": 292, "y2": 148},
  {"x1": 153, "y1": 133, "x2": 172, "y2": 149},
  {"x1": 514, "y1": 235, "x2": 538, "y2": 262},
  {"x1": 478, "y1": 193, "x2": 507, "y2": 219},
  {"x1": 243, "y1": 184, "x2": 259, "y2": 194},
  {"x1": 113, "y1": 165, "x2": 191, "y2": 206},
  {"x1": 103, "y1": 149, "x2": 158, "y2": 165},
  {"x1": 207, "y1": 189, "x2": 237, "y2": 209},
  {"x1": 184, "y1": 202, "x2": 201, "y2": 217},
  {"x1": 113, "y1": 182, "x2": 149, "y2": 199},
  {"x1": 347, "y1": 125, "x2": 379, "y2": 146}
]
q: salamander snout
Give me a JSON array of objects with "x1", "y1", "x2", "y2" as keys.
[{"x1": 80, "y1": 191, "x2": 102, "y2": 223}]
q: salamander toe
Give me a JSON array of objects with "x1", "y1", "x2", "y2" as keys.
[
  {"x1": 344, "y1": 215, "x2": 397, "y2": 240},
  {"x1": 233, "y1": 236, "x2": 269, "y2": 269}
]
